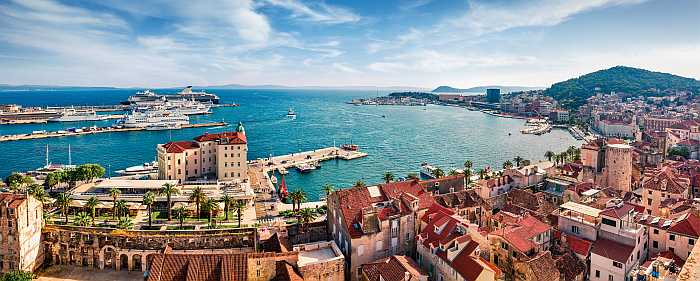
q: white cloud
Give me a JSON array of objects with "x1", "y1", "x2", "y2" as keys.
[
  {"x1": 263, "y1": 0, "x2": 360, "y2": 24},
  {"x1": 332, "y1": 63, "x2": 361, "y2": 74}
]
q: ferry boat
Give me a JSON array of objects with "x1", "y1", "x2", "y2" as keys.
[
  {"x1": 0, "y1": 106, "x2": 61, "y2": 122},
  {"x1": 116, "y1": 161, "x2": 158, "y2": 176},
  {"x1": 121, "y1": 87, "x2": 220, "y2": 105},
  {"x1": 131, "y1": 99, "x2": 211, "y2": 115},
  {"x1": 118, "y1": 110, "x2": 189, "y2": 128},
  {"x1": 420, "y1": 163, "x2": 438, "y2": 179},
  {"x1": 295, "y1": 163, "x2": 316, "y2": 173},
  {"x1": 48, "y1": 108, "x2": 108, "y2": 122}
]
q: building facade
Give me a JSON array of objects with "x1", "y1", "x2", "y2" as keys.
[{"x1": 0, "y1": 194, "x2": 44, "y2": 273}]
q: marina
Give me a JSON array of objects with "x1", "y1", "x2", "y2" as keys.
[{"x1": 0, "y1": 122, "x2": 227, "y2": 142}]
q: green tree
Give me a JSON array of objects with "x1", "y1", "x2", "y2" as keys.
[
  {"x1": 6, "y1": 173, "x2": 33, "y2": 193},
  {"x1": 353, "y1": 180, "x2": 366, "y2": 188},
  {"x1": 220, "y1": 194, "x2": 234, "y2": 221},
  {"x1": 159, "y1": 183, "x2": 179, "y2": 221},
  {"x1": 85, "y1": 196, "x2": 99, "y2": 226},
  {"x1": 406, "y1": 173, "x2": 419, "y2": 180},
  {"x1": 174, "y1": 206, "x2": 186, "y2": 229},
  {"x1": 55, "y1": 192, "x2": 73, "y2": 224},
  {"x1": 116, "y1": 217, "x2": 133, "y2": 229},
  {"x1": 431, "y1": 167, "x2": 445, "y2": 178},
  {"x1": 27, "y1": 184, "x2": 49, "y2": 203},
  {"x1": 108, "y1": 188, "x2": 121, "y2": 219},
  {"x1": 382, "y1": 172, "x2": 395, "y2": 183},
  {"x1": 189, "y1": 186, "x2": 205, "y2": 219},
  {"x1": 44, "y1": 171, "x2": 64, "y2": 189},
  {"x1": 322, "y1": 184, "x2": 334, "y2": 197},
  {"x1": 289, "y1": 190, "x2": 307, "y2": 211},
  {"x1": 503, "y1": 160, "x2": 513, "y2": 169},
  {"x1": 463, "y1": 160, "x2": 473, "y2": 187},
  {"x1": 73, "y1": 212, "x2": 91, "y2": 226},
  {"x1": 298, "y1": 208, "x2": 318, "y2": 231},
  {"x1": 115, "y1": 200, "x2": 128, "y2": 219},
  {"x1": 513, "y1": 156, "x2": 524, "y2": 167},
  {"x1": 448, "y1": 169, "x2": 459, "y2": 176},
  {"x1": 142, "y1": 191, "x2": 155, "y2": 227},
  {"x1": 0, "y1": 270, "x2": 35, "y2": 281},
  {"x1": 232, "y1": 200, "x2": 247, "y2": 228},
  {"x1": 478, "y1": 168, "x2": 488, "y2": 180},
  {"x1": 544, "y1": 151, "x2": 555, "y2": 162},
  {"x1": 201, "y1": 197, "x2": 219, "y2": 224},
  {"x1": 668, "y1": 146, "x2": 690, "y2": 159}
]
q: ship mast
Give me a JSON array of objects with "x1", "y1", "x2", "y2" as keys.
[
  {"x1": 68, "y1": 144, "x2": 72, "y2": 166},
  {"x1": 45, "y1": 144, "x2": 49, "y2": 167}
]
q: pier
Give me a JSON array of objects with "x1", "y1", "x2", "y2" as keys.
[{"x1": 0, "y1": 122, "x2": 228, "y2": 142}]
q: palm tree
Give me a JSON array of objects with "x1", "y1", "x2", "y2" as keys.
[
  {"x1": 353, "y1": 180, "x2": 366, "y2": 188},
  {"x1": 322, "y1": 184, "x2": 334, "y2": 197},
  {"x1": 115, "y1": 200, "x2": 128, "y2": 219},
  {"x1": 432, "y1": 168, "x2": 445, "y2": 178},
  {"x1": 108, "y1": 188, "x2": 121, "y2": 219},
  {"x1": 406, "y1": 173, "x2": 419, "y2": 180},
  {"x1": 383, "y1": 172, "x2": 395, "y2": 183},
  {"x1": 56, "y1": 192, "x2": 72, "y2": 224},
  {"x1": 448, "y1": 169, "x2": 459, "y2": 176},
  {"x1": 189, "y1": 186, "x2": 205, "y2": 219},
  {"x1": 513, "y1": 156, "x2": 524, "y2": 167},
  {"x1": 464, "y1": 160, "x2": 473, "y2": 171},
  {"x1": 289, "y1": 190, "x2": 307, "y2": 211},
  {"x1": 159, "y1": 183, "x2": 179, "y2": 221},
  {"x1": 544, "y1": 151, "x2": 555, "y2": 162},
  {"x1": 232, "y1": 200, "x2": 247, "y2": 228},
  {"x1": 298, "y1": 208, "x2": 318, "y2": 231},
  {"x1": 201, "y1": 198, "x2": 219, "y2": 224},
  {"x1": 85, "y1": 196, "x2": 99, "y2": 226},
  {"x1": 73, "y1": 212, "x2": 91, "y2": 227},
  {"x1": 174, "y1": 206, "x2": 187, "y2": 229},
  {"x1": 220, "y1": 194, "x2": 234, "y2": 221},
  {"x1": 142, "y1": 191, "x2": 155, "y2": 227},
  {"x1": 478, "y1": 168, "x2": 487, "y2": 180},
  {"x1": 27, "y1": 184, "x2": 49, "y2": 203},
  {"x1": 503, "y1": 160, "x2": 513, "y2": 169},
  {"x1": 463, "y1": 160, "x2": 474, "y2": 187},
  {"x1": 116, "y1": 217, "x2": 133, "y2": 229}
]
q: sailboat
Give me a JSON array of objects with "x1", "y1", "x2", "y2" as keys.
[
  {"x1": 286, "y1": 107, "x2": 297, "y2": 119},
  {"x1": 27, "y1": 144, "x2": 76, "y2": 178}
]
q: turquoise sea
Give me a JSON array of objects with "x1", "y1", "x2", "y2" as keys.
[{"x1": 0, "y1": 89, "x2": 581, "y2": 200}]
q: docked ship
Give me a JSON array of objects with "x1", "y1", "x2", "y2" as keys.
[
  {"x1": 48, "y1": 108, "x2": 109, "y2": 122},
  {"x1": 0, "y1": 104, "x2": 61, "y2": 123},
  {"x1": 130, "y1": 99, "x2": 212, "y2": 115},
  {"x1": 116, "y1": 161, "x2": 158, "y2": 176},
  {"x1": 121, "y1": 87, "x2": 220, "y2": 105},
  {"x1": 117, "y1": 110, "x2": 189, "y2": 128},
  {"x1": 420, "y1": 163, "x2": 439, "y2": 179}
]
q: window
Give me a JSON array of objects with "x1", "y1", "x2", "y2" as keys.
[
  {"x1": 602, "y1": 218, "x2": 617, "y2": 227},
  {"x1": 613, "y1": 261, "x2": 623, "y2": 268},
  {"x1": 690, "y1": 239, "x2": 695, "y2": 245},
  {"x1": 653, "y1": 229, "x2": 659, "y2": 235},
  {"x1": 571, "y1": 225, "x2": 580, "y2": 234},
  {"x1": 670, "y1": 247, "x2": 675, "y2": 253},
  {"x1": 653, "y1": 240, "x2": 658, "y2": 248},
  {"x1": 670, "y1": 234, "x2": 676, "y2": 241},
  {"x1": 501, "y1": 243, "x2": 509, "y2": 250},
  {"x1": 608, "y1": 275, "x2": 614, "y2": 281},
  {"x1": 647, "y1": 198, "x2": 652, "y2": 205},
  {"x1": 595, "y1": 270, "x2": 600, "y2": 278}
]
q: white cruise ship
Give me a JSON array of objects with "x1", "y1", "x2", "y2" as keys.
[
  {"x1": 118, "y1": 110, "x2": 189, "y2": 128},
  {"x1": 48, "y1": 108, "x2": 108, "y2": 122},
  {"x1": 130, "y1": 98, "x2": 211, "y2": 115}
]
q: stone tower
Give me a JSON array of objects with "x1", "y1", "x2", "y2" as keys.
[{"x1": 604, "y1": 143, "x2": 633, "y2": 192}]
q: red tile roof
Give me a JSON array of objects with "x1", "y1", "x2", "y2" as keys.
[
  {"x1": 491, "y1": 215, "x2": 551, "y2": 254},
  {"x1": 194, "y1": 131, "x2": 247, "y2": 144},
  {"x1": 380, "y1": 180, "x2": 435, "y2": 211},
  {"x1": 591, "y1": 238, "x2": 634, "y2": 263},
  {"x1": 668, "y1": 213, "x2": 700, "y2": 238},
  {"x1": 334, "y1": 186, "x2": 387, "y2": 238},
  {"x1": 162, "y1": 141, "x2": 199, "y2": 153},
  {"x1": 361, "y1": 255, "x2": 427, "y2": 281},
  {"x1": 563, "y1": 234, "x2": 593, "y2": 257}
]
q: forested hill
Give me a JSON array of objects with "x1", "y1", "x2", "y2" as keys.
[
  {"x1": 545, "y1": 66, "x2": 700, "y2": 109},
  {"x1": 388, "y1": 92, "x2": 437, "y2": 100}
]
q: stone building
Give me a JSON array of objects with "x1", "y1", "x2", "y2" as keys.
[
  {"x1": 640, "y1": 166, "x2": 691, "y2": 216},
  {"x1": 604, "y1": 142, "x2": 633, "y2": 192},
  {"x1": 157, "y1": 123, "x2": 248, "y2": 183},
  {"x1": 488, "y1": 215, "x2": 553, "y2": 280},
  {"x1": 360, "y1": 255, "x2": 428, "y2": 281},
  {"x1": 292, "y1": 241, "x2": 345, "y2": 281},
  {"x1": 0, "y1": 193, "x2": 43, "y2": 273}
]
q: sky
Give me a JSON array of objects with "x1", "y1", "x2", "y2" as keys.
[{"x1": 0, "y1": 0, "x2": 699, "y2": 88}]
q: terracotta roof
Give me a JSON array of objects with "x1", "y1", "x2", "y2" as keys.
[
  {"x1": 555, "y1": 251, "x2": 587, "y2": 281},
  {"x1": 380, "y1": 180, "x2": 435, "y2": 211},
  {"x1": 361, "y1": 255, "x2": 427, "y2": 281},
  {"x1": 563, "y1": 234, "x2": 593, "y2": 257},
  {"x1": 419, "y1": 175, "x2": 465, "y2": 193},
  {"x1": 491, "y1": 215, "x2": 551, "y2": 254},
  {"x1": 334, "y1": 185, "x2": 387, "y2": 238},
  {"x1": 591, "y1": 238, "x2": 634, "y2": 263},
  {"x1": 0, "y1": 193, "x2": 27, "y2": 210},
  {"x1": 194, "y1": 131, "x2": 247, "y2": 144},
  {"x1": 600, "y1": 202, "x2": 645, "y2": 219},
  {"x1": 642, "y1": 166, "x2": 691, "y2": 194},
  {"x1": 526, "y1": 252, "x2": 560, "y2": 281},
  {"x1": 434, "y1": 189, "x2": 488, "y2": 209},
  {"x1": 668, "y1": 213, "x2": 700, "y2": 238},
  {"x1": 162, "y1": 141, "x2": 199, "y2": 153},
  {"x1": 147, "y1": 253, "x2": 248, "y2": 281}
]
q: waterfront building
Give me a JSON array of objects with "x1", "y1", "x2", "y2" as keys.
[
  {"x1": 640, "y1": 166, "x2": 691, "y2": 216},
  {"x1": 416, "y1": 205, "x2": 498, "y2": 281},
  {"x1": 326, "y1": 179, "x2": 435, "y2": 281},
  {"x1": 438, "y1": 94, "x2": 463, "y2": 103},
  {"x1": 548, "y1": 109, "x2": 570, "y2": 124},
  {"x1": 157, "y1": 122, "x2": 248, "y2": 183},
  {"x1": 474, "y1": 175, "x2": 514, "y2": 201},
  {"x1": 0, "y1": 193, "x2": 43, "y2": 273},
  {"x1": 486, "y1": 88, "x2": 501, "y2": 103},
  {"x1": 360, "y1": 255, "x2": 428, "y2": 281}
]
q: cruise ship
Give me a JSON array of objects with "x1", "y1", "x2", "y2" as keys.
[
  {"x1": 118, "y1": 110, "x2": 189, "y2": 128},
  {"x1": 48, "y1": 108, "x2": 109, "y2": 122},
  {"x1": 121, "y1": 87, "x2": 220, "y2": 105},
  {"x1": 0, "y1": 104, "x2": 61, "y2": 123},
  {"x1": 131, "y1": 99, "x2": 212, "y2": 115}
]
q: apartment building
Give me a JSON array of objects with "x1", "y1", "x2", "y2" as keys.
[
  {"x1": 488, "y1": 214, "x2": 553, "y2": 280},
  {"x1": 640, "y1": 166, "x2": 690, "y2": 216}
]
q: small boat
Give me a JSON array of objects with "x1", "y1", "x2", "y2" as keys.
[
  {"x1": 116, "y1": 161, "x2": 158, "y2": 175},
  {"x1": 286, "y1": 107, "x2": 297, "y2": 119},
  {"x1": 341, "y1": 144, "x2": 359, "y2": 151},
  {"x1": 278, "y1": 167, "x2": 288, "y2": 175},
  {"x1": 420, "y1": 163, "x2": 438, "y2": 179},
  {"x1": 295, "y1": 163, "x2": 316, "y2": 173}
]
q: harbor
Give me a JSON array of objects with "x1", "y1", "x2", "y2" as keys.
[{"x1": 0, "y1": 122, "x2": 228, "y2": 142}]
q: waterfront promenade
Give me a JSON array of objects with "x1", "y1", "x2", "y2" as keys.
[{"x1": 0, "y1": 122, "x2": 228, "y2": 142}]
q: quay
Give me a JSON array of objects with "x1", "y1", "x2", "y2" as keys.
[
  {"x1": 47, "y1": 105, "x2": 131, "y2": 112},
  {"x1": 0, "y1": 122, "x2": 228, "y2": 142}
]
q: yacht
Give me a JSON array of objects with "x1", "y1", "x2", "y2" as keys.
[
  {"x1": 48, "y1": 108, "x2": 108, "y2": 122},
  {"x1": 286, "y1": 107, "x2": 297, "y2": 119},
  {"x1": 295, "y1": 163, "x2": 316, "y2": 173},
  {"x1": 118, "y1": 110, "x2": 189, "y2": 128},
  {"x1": 116, "y1": 161, "x2": 158, "y2": 176}
]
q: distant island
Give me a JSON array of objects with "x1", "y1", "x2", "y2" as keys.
[
  {"x1": 432, "y1": 85, "x2": 544, "y2": 93},
  {"x1": 388, "y1": 91, "x2": 438, "y2": 101},
  {"x1": 545, "y1": 66, "x2": 700, "y2": 109}
]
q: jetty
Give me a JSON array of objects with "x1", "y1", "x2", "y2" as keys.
[{"x1": 0, "y1": 122, "x2": 228, "y2": 142}]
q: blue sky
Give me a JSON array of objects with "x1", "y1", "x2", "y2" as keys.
[{"x1": 0, "y1": 0, "x2": 699, "y2": 88}]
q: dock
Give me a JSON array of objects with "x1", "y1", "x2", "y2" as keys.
[{"x1": 0, "y1": 122, "x2": 228, "y2": 142}]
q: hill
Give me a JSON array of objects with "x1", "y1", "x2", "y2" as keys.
[
  {"x1": 388, "y1": 92, "x2": 437, "y2": 100},
  {"x1": 432, "y1": 85, "x2": 543, "y2": 93},
  {"x1": 545, "y1": 66, "x2": 700, "y2": 109}
]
